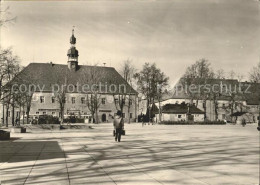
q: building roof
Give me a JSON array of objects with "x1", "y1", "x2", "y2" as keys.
[
  {"x1": 158, "y1": 103, "x2": 204, "y2": 114},
  {"x1": 231, "y1": 112, "x2": 248, "y2": 117},
  {"x1": 173, "y1": 78, "x2": 260, "y2": 103},
  {"x1": 242, "y1": 82, "x2": 260, "y2": 105},
  {"x1": 8, "y1": 63, "x2": 137, "y2": 94}
]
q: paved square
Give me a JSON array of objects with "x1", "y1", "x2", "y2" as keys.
[{"x1": 0, "y1": 124, "x2": 259, "y2": 185}]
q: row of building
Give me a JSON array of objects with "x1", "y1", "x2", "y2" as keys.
[
  {"x1": 1, "y1": 30, "x2": 259, "y2": 125},
  {"x1": 150, "y1": 79, "x2": 260, "y2": 123}
]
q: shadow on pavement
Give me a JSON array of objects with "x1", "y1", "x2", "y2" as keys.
[{"x1": 0, "y1": 141, "x2": 65, "y2": 163}]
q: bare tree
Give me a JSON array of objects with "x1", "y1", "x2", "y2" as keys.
[
  {"x1": 249, "y1": 62, "x2": 260, "y2": 83},
  {"x1": 0, "y1": 6, "x2": 16, "y2": 27},
  {"x1": 0, "y1": 6, "x2": 18, "y2": 126},
  {"x1": 0, "y1": 48, "x2": 20, "y2": 100},
  {"x1": 155, "y1": 71, "x2": 169, "y2": 122},
  {"x1": 181, "y1": 59, "x2": 214, "y2": 120},
  {"x1": 181, "y1": 59, "x2": 214, "y2": 106},
  {"x1": 86, "y1": 93, "x2": 101, "y2": 123},
  {"x1": 134, "y1": 63, "x2": 169, "y2": 122},
  {"x1": 53, "y1": 78, "x2": 67, "y2": 124},
  {"x1": 228, "y1": 70, "x2": 236, "y2": 80},
  {"x1": 81, "y1": 65, "x2": 102, "y2": 123},
  {"x1": 24, "y1": 88, "x2": 34, "y2": 124},
  {"x1": 215, "y1": 69, "x2": 225, "y2": 79},
  {"x1": 113, "y1": 94, "x2": 126, "y2": 114},
  {"x1": 220, "y1": 71, "x2": 247, "y2": 122},
  {"x1": 119, "y1": 60, "x2": 137, "y2": 123},
  {"x1": 249, "y1": 62, "x2": 260, "y2": 126},
  {"x1": 8, "y1": 67, "x2": 36, "y2": 125},
  {"x1": 0, "y1": 49, "x2": 21, "y2": 126},
  {"x1": 16, "y1": 92, "x2": 26, "y2": 125}
]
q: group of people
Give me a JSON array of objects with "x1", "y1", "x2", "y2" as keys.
[{"x1": 140, "y1": 115, "x2": 157, "y2": 126}]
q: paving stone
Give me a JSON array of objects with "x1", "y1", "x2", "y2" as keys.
[{"x1": 0, "y1": 124, "x2": 258, "y2": 184}]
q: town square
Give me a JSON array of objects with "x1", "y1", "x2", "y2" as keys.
[
  {"x1": 0, "y1": 123, "x2": 259, "y2": 185},
  {"x1": 1, "y1": 0, "x2": 260, "y2": 184}
]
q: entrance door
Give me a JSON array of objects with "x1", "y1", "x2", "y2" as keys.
[
  {"x1": 187, "y1": 114, "x2": 194, "y2": 121},
  {"x1": 102, "y1": 114, "x2": 106, "y2": 122}
]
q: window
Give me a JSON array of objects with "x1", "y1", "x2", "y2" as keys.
[
  {"x1": 71, "y1": 97, "x2": 76, "y2": 104},
  {"x1": 130, "y1": 113, "x2": 133, "y2": 119},
  {"x1": 129, "y1": 99, "x2": 133, "y2": 105},
  {"x1": 122, "y1": 113, "x2": 125, "y2": 118},
  {"x1": 52, "y1": 112, "x2": 56, "y2": 115},
  {"x1": 40, "y1": 96, "x2": 45, "y2": 103},
  {"x1": 178, "y1": 115, "x2": 182, "y2": 118},
  {"x1": 51, "y1": 97, "x2": 55, "y2": 103},
  {"x1": 36, "y1": 112, "x2": 39, "y2": 114},
  {"x1": 81, "y1": 97, "x2": 86, "y2": 104},
  {"x1": 102, "y1": 98, "x2": 106, "y2": 105},
  {"x1": 43, "y1": 112, "x2": 46, "y2": 115}
]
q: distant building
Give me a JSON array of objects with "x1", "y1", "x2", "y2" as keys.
[
  {"x1": 155, "y1": 103, "x2": 204, "y2": 122},
  {"x1": 1, "y1": 29, "x2": 137, "y2": 124},
  {"x1": 231, "y1": 112, "x2": 255, "y2": 124},
  {"x1": 154, "y1": 78, "x2": 260, "y2": 123}
]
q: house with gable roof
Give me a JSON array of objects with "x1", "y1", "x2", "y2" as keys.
[{"x1": 1, "y1": 29, "x2": 137, "y2": 124}]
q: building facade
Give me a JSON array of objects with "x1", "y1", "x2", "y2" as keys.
[
  {"x1": 155, "y1": 103, "x2": 205, "y2": 122},
  {"x1": 152, "y1": 78, "x2": 260, "y2": 123},
  {"x1": 1, "y1": 30, "x2": 137, "y2": 125}
]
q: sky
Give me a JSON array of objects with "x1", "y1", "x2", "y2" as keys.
[{"x1": 1, "y1": 0, "x2": 260, "y2": 86}]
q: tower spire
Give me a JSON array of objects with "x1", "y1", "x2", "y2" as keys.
[
  {"x1": 72, "y1": 26, "x2": 75, "y2": 35},
  {"x1": 70, "y1": 27, "x2": 76, "y2": 45},
  {"x1": 67, "y1": 27, "x2": 79, "y2": 71}
]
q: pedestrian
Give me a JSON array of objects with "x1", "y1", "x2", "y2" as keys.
[
  {"x1": 142, "y1": 114, "x2": 146, "y2": 127},
  {"x1": 15, "y1": 117, "x2": 19, "y2": 126},
  {"x1": 242, "y1": 118, "x2": 246, "y2": 127},
  {"x1": 153, "y1": 116, "x2": 157, "y2": 124},
  {"x1": 113, "y1": 110, "x2": 124, "y2": 142}
]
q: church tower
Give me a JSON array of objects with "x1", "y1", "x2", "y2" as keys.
[{"x1": 67, "y1": 28, "x2": 79, "y2": 71}]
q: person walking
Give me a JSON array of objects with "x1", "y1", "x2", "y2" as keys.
[{"x1": 113, "y1": 110, "x2": 124, "y2": 142}]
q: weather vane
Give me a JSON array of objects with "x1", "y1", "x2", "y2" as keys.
[{"x1": 72, "y1": 26, "x2": 75, "y2": 34}]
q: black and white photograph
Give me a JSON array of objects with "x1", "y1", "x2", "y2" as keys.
[{"x1": 0, "y1": 0, "x2": 260, "y2": 184}]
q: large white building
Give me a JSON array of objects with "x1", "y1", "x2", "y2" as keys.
[{"x1": 1, "y1": 30, "x2": 137, "y2": 125}]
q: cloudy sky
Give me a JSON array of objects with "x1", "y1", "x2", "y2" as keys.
[{"x1": 1, "y1": 0, "x2": 260, "y2": 85}]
